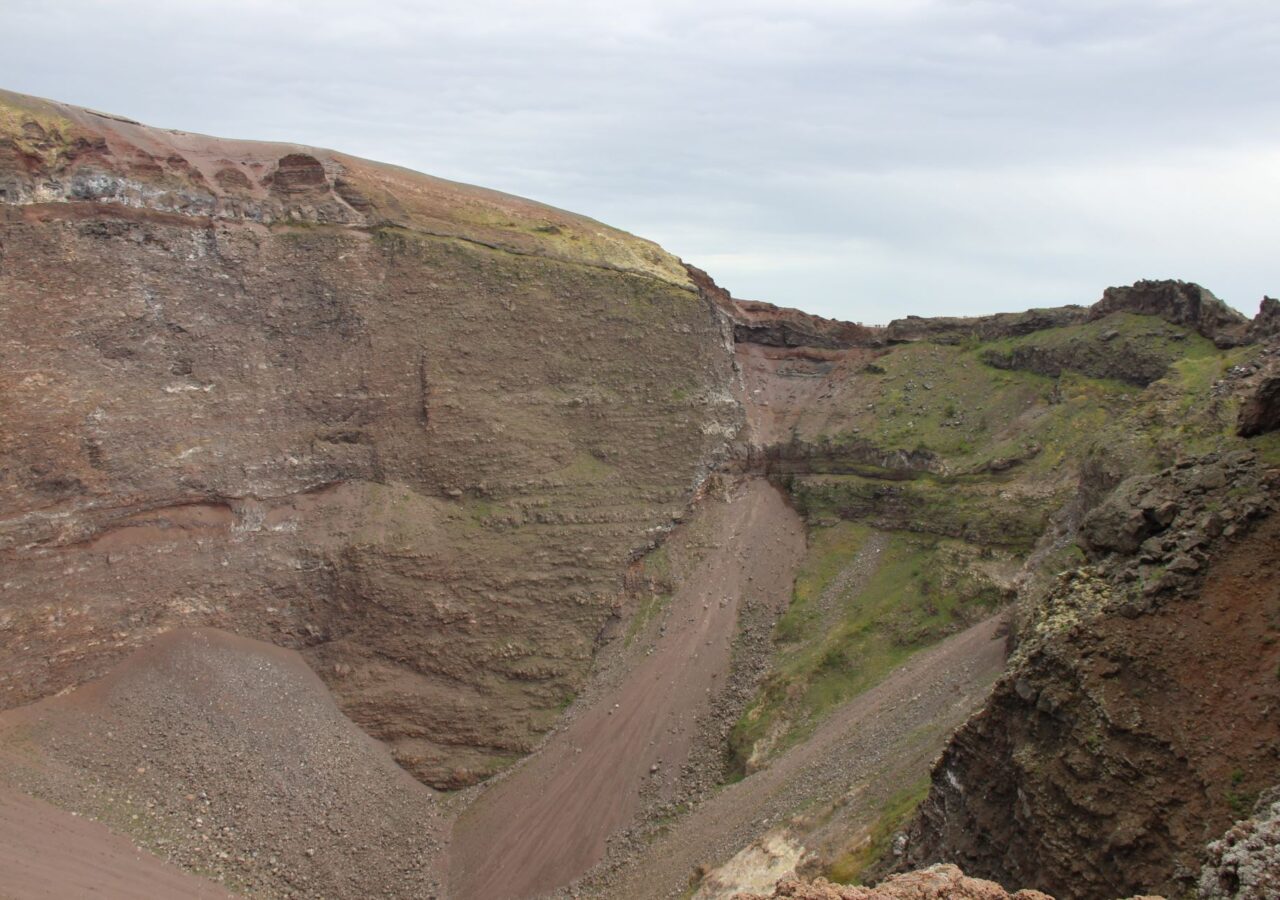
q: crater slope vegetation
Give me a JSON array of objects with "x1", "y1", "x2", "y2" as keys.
[{"x1": 2, "y1": 90, "x2": 1278, "y2": 900}]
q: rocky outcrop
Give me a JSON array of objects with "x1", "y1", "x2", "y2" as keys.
[
  {"x1": 719, "y1": 273, "x2": 1258, "y2": 367},
  {"x1": 884, "y1": 281, "x2": 1259, "y2": 353},
  {"x1": 1248, "y1": 297, "x2": 1280, "y2": 342},
  {"x1": 1089, "y1": 280, "x2": 1249, "y2": 345},
  {"x1": 884, "y1": 308, "x2": 1089, "y2": 345},
  {"x1": 730, "y1": 299, "x2": 878, "y2": 349},
  {"x1": 899, "y1": 453, "x2": 1280, "y2": 899},
  {"x1": 1236, "y1": 351, "x2": 1280, "y2": 437},
  {"x1": 979, "y1": 337, "x2": 1176, "y2": 387},
  {"x1": 732, "y1": 864, "x2": 1058, "y2": 899},
  {"x1": 1199, "y1": 788, "x2": 1280, "y2": 900},
  {"x1": 1077, "y1": 451, "x2": 1267, "y2": 559},
  {"x1": 265, "y1": 152, "x2": 329, "y2": 194}
]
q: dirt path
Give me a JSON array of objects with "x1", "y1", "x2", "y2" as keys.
[
  {"x1": 448, "y1": 479, "x2": 806, "y2": 900},
  {"x1": 594, "y1": 614, "x2": 1008, "y2": 899},
  {"x1": 0, "y1": 783, "x2": 235, "y2": 900}
]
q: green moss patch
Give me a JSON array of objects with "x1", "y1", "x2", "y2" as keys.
[{"x1": 729, "y1": 525, "x2": 1010, "y2": 773}]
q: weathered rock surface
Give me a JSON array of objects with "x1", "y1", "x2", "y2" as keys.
[
  {"x1": 732, "y1": 864, "x2": 1058, "y2": 899},
  {"x1": 884, "y1": 307, "x2": 1090, "y2": 345},
  {"x1": 1199, "y1": 788, "x2": 1280, "y2": 900},
  {"x1": 0, "y1": 89, "x2": 740, "y2": 787},
  {"x1": 978, "y1": 328, "x2": 1184, "y2": 387},
  {"x1": 1247, "y1": 297, "x2": 1280, "y2": 342},
  {"x1": 724, "y1": 294, "x2": 878, "y2": 350},
  {"x1": 1089, "y1": 280, "x2": 1249, "y2": 345},
  {"x1": 1236, "y1": 350, "x2": 1280, "y2": 437},
  {"x1": 899, "y1": 454, "x2": 1280, "y2": 899}
]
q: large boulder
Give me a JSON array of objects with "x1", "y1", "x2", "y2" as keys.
[
  {"x1": 1199, "y1": 788, "x2": 1280, "y2": 900},
  {"x1": 1089, "y1": 280, "x2": 1249, "y2": 344},
  {"x1": 1237, "y1": 352, "x2": 1280, "y2": 437}
]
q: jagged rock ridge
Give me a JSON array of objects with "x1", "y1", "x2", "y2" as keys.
[
  {"x1": 2, "y1": 88, "x2": 1280, "y2": 900},
  {"x1": 898, "y1": 454, "x2": 1280, "y2": 898}
]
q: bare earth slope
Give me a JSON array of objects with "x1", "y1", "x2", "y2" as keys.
[
  {"x1": 0, "y1": 783, "x2": 235, "y2": 900},
  {"x1": 0, "y1": 627, "x2": 444, "y2": 898},
  {"x1": 597, "y1": 615, "x2": 1006, "y2": 900},
  {"x1": 450, "y1": 478, "x2": 806, "y2": 899}
]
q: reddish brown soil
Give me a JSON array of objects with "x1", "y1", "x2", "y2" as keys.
[
  {"x1": 0, "y1": 628, "x2": 444, "y2": 899},
  {"x1": 448, "y1": 478, "x2": 806, "y2": 899},
  {"x1": 2, "y1": 87, "x2": 739, "y2": 791},
  {"x1": 733, "y1": 344, "x2": 868, "y2": 448},
  {"x1": 0, "y1": 783, "x2": 234, "y2": 900},
  {"x1": 596, "y1": 615, "x2": 1007, "y2": 899}
]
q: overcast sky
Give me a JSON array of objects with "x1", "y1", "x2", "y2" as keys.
[{"x1": 2, "y1": 1, "x2": 1276, "y2": 321}]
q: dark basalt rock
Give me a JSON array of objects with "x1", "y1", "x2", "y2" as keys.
[
  {"x1": 884, "y1": 307, "x2": 1089, "y2": 344},
  {"x1": 898, "y1": 454, "x2": 1280, "y2": 900},
  {"x1": 1238, "y1": 370, "x2": 1280, "y2": 437},
  {"x1": 1248, "y1": 297, "x2": 1280, "y2": 343},
  {"x1": 1089, "y1": 279, "x2": 1249, "y2": 344}
]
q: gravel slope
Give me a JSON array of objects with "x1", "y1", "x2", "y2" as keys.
[
  {"x1": 448, "y1": 479, "x2": 806, "y2": 899},
  {"x1": 0, "y1": 783, "x2": 235, "y2": 900},
  {"x1": 591, "y1": 614, "x2": 1008, "y2": 899},
  {"x1": 0, "y1": 628, "x2": 444, "y2": 899}
]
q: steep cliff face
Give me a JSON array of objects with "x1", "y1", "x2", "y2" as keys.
[
  {"x1": 718, "y1": 294, "x2": 1279, "y2": 784},
  {"x1": 0, "y1": 90, "x2": 741, "y2": 787},
  {"x1": 702, "y1": 287, "x2": 1280, "y2": 893},
  {"x1": 4, "y1": 88, "x2": 1280, "y2": 900},
  {"x1": 899, "y1": 455, "x2": 1280, "y2": 899}
]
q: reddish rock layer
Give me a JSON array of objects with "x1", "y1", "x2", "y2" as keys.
[{"x1": 0, "y1": 89, "x2": 740, "y2": 787}]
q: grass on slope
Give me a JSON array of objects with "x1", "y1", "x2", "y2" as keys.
[
  {"x1": 797, "y1": 312, "x2": 1250, "y2": 478},
  {"x1": 733, "y1": 314, "x2": 1256, "y2": 774},
  {"x1": 827, "y1": 341, "x2": 1052, "y2": 463},
  {"x1": 836, "y1": 347, "x2": 1137, "y2": 476},
  {"x1": 979, "y1": 312, "x2": 1218, "y2": 385},
  {"x1": 784, "y1": 314, "x2": 1260, "y2": 557},
  {"x1": 728, "y1": 523, "x2": 1008, "y2": 774},
  {"x1": 790, "y1": 473, "x2": 1051, "y2": 549},
  {"x1": 826, "y1": 775, "x2": 931, "y2": 885}
]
